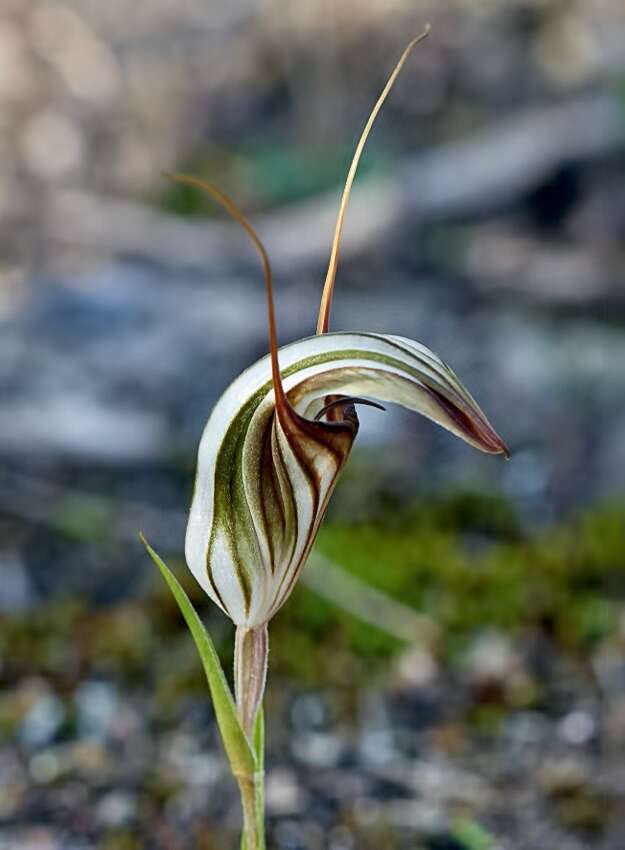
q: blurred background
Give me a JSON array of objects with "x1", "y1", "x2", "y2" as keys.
[{"x1": 1, "y1": 1, "x2": 625, "y2": 848}]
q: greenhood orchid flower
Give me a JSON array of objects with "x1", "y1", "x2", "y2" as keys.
[
  {"x1": 184, "y1": 327, "x2": 508, "y2": 632},
  {"x1": 180, "y1": 33, "x2": 508, "y2": 648}
]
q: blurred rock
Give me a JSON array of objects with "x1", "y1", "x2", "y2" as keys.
[
  {"x1": 592, "y1": 642, "x2": 625, "y2": 696},
  {"x1": 96, "y1": 790, "x2": 137, "y2": 828},
  {"x1": 20, "y1": 110, "x2": 84, "y2": 181},
  {"x1": 538, "y1": 756, "x2": 589, "y2": 797},
  {"x1": 358, "y1": 692, "x2": 396, "y2": 767},
  {"x1": 309, "y1": 767, "x2": 370, "y2": 806},
  {"x1": 0, "y1": 748, "x2": 27, "y2": 819},
  {"x1": 502, "y1": 710, "x2": 551, "y2": 752},
  {"x1": 394, "y1": 646, "x2": 439, "y2": 689},
  {"x1": 604, "y1": 695, "x2": 625, "y2": 745},
  {"x1": 74, "y1": 681, "x2": 119, "y2": 741},
  {"x1": 462, "y1": 631, "x2": 532, "y2": 706},
  {"x1": 29, "y1": 749, "x2": 62, "y2": 784},
  {"x1": 19, "y1": 683, "x2": 65, "y2": 749},
  {"x1": 558, "y1": 710, "x2": 596, "y2": 747},
  {"x1": 0, "y1": 551, "x2": 34, "y2": 612},
  {"x1": 68, "y1": 739, "x2": 111, "y2": 781},
  {"x1": 266, "y1": 768, "x2": 307, "y2": 815},
  {"x1": 290, "y1": 693, "x2": 328, "y2": 732},
  {"x1": 0, "y1": 828, "x2": 62, "y2": 850},
  {"x1": 465, "y1": 226, "x2": 621, "y2": 308},
  {"x1": 534, "y1": 9, "x2": 600, "y2": 86},
  {"x1": 411, "y1": 758, "x2": 492, "y2": 809},
  {"x1": 327, "y1": 824, "x2": 355, "y2": 850},
  {"x1": 291, "y1": 731, "x2": 344, "y2": 769},
  {"x1": 29, "y1": 3, "x2": 120, "y2": 104},
  {"x1": 383, "y1": 797, "x2": 447, "y2": 832}
]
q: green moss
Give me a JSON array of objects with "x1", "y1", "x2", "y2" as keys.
[
  {"x1": 268, "y1": 493, "x2": 625, "y2": 680},
  {"x1": 1, "y1": 493, "x2": 624, "y2": 697},
  {"x1": 53, "y1": 495, "x2": 116, "y2": 543},
  {"x1": 97, "y1": 831, "x2": 141, "y2": 850},
  {"x1": 451, "y1": 819, "x2": 495, "y2": 850},
  {"x1": 0, "y1": 598, "x2": 86, "y2": 684}
]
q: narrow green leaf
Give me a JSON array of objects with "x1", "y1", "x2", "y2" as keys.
[{"x1": 141, "y1": 534, "x2": 255, "y2": 777}]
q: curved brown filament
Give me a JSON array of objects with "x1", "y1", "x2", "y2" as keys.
[
  {"x1": 314, "y1": 396, "x2": 386, "y2": 421},
  {"x1": 163, "y1": 173, "x2": 289, "y2": 417},
  {"x1": 316, "y1": 25, "x2": 431, "y2": 335}
]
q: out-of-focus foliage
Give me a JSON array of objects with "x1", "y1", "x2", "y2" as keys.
[
  {"x1": 2, "y1": 493, "x2": 623, "y2": 701},
  {"x1": 160, "y1": 143, "x2": 388, "y2": 215},
  {"x1": 274, "y1": 493, "x2": 625, "y2": 681}
]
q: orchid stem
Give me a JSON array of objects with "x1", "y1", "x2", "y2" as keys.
[
  {"x1": 235, "y1": 625, "x2": 268, "y2": 850},
  {"x1": 238, "y1": 771, "x2": 263, "y2": 850},
  {"x1": 234, "y1": 625, "x2": 269, "y2": 739}
]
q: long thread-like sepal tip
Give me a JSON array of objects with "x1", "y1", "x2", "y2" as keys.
[
  {"x1": 316, "y1": 26, "x2": 432, "y2": 336},
  {"x1": 161, "y1": 172, "x2": 289, "y2": 419}
]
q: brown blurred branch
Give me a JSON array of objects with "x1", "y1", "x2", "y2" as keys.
[{"x1": 43, "y1": 94, "x2": 624, "y2": 270}]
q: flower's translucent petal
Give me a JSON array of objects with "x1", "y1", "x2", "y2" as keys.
[{"x1": 185, "y1": 331, "x2": 507, "y2": 627}]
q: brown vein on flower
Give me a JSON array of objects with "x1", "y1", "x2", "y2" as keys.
[
  {"x1": 316, "y1": 25, "x2": 431, "y2": 336},
  {"x1": 259, "y1": 418, "x2": 279, "y2": 573},
  {"x1": 272, "y1": 426, "x2": 298, "y2": 570}
]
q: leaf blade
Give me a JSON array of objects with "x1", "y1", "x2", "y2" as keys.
[{"x1": 141, "y1": 534, "x2": 255, "y2": 776}]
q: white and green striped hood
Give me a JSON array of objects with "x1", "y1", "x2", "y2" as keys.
[{"x1": 185, "y1": 331, "x2": 507, "y2": 627}]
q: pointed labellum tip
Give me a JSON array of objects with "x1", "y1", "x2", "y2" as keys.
[{"x1": 424, "y1": 385, "x2": 508, "y2": 458}]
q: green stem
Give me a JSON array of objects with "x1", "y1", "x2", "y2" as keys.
[
  {"x1": 238, "y1": 772, "x2": 263, "y2": 850},
  {"x1": 253, "y1": 709, "x2": 265, "y2": 846},
  {"x1": 238, "y1": 712, "x2": 266, "y2": 850},
  {"x1": 234, "y1": 625, "x2": 268, "y2": 739},
  {"x1": 235, "y1": 631, "x2": 268, "y2": 850}
]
